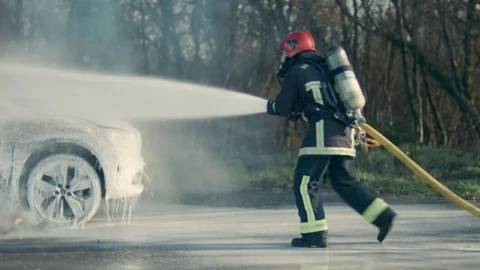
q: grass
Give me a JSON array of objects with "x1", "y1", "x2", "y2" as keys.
[
  {"x1": 355, "y1": 171, "x2": 480, "y2": 200},
  {"x1": 234, "y1": 145, "x2": 480, "y2": 200}
]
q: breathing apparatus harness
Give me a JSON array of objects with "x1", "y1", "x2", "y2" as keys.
[{"x1": 275, "y1": 51, "x2": 366, "y2": 146}]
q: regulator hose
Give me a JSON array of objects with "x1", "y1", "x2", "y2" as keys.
[{"x1": 359, "y1": 122, "x2": 480, "y2": 218}]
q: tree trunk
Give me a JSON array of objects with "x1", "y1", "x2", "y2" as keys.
[
  {"x1": 410, "y1": 3, "x2": 424, "y2": 144},
  {"x1": 362, "y1": 30, "x2": 371, "y2": 119},
  {"x1": 392, "y1": 0, "x2": 420, "y2": 141},
  {"x1": 139, "y1": 0, "x2": 149, "y2": 74},
  {"x1": 157, "y1": 0, "x2": 183, "y2": 78},
  {"x1": 412, "y1": 59, "x2": 424, "y2": 144},
  {"x1": 419, "y1": 61, "x2": 448, "y2": 146},
  {"x1": 382, "y1": 41, "x2": 394, "y2": 125},
  {"x1": 462, "y1": 0, "x2": 477, "y2": 103}
]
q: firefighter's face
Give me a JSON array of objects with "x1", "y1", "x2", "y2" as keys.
[
  {"x1": 280, "y1": 51, "x2": 286, "y2": 64},
  {"x1": 275, "y1": 48, "x2": 288, "y2": 87},
  {"x1": 277, "y1": 47, "x2": 287, "y2": 64}
]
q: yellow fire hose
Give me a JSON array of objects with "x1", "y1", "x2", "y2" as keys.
[{"x1": 359, "y1": 122, "x2": 480, "y2": 218}]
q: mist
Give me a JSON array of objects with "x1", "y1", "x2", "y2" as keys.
[{"x1": 134, "y1": 120, "x2": 247, "y2": 202}]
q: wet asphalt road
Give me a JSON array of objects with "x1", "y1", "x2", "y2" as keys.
[{"x1": 1, "y1": 191, "x2": 479, "y2": 270}]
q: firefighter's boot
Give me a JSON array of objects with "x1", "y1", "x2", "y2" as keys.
[
  {"x1": 291, "y1": 231, "x2": 328, "y2": 248},
  {"x1": 377, "y1": 212, "x2": 397, "y2": 243}
]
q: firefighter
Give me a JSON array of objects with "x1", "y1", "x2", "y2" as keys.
[{"x1": 266, "y1": 29, "x2": 397, "y2": 248}]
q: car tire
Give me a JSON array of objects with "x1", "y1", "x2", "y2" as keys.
[{"x1": 26, "y1": 153, "x2": 102, "y2": 226}]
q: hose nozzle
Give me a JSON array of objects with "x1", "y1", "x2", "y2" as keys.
[{"x1": 354, "y1": 109, "x2": 366, "y2": 123}]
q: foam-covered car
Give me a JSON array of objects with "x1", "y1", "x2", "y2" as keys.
[{"x1": 0, "y1": 117, "x2": 145, "y2": 226}]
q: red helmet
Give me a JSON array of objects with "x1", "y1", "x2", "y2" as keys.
[{"x1": 278, "y1": 29, "x2": 316, "y2": 58}]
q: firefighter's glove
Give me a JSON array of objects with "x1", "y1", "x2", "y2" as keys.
[
  {"x1": 364, "y1": 138, "x2": 381, "y2": 148},
  {"x1": 288, "y1": 111, "x2": 303, "y2": 122},
  {"x1": 266, "y1": 100, "x2": 279, "y2": 116}
]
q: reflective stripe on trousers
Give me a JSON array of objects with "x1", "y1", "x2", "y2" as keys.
[
  {"x1": 300, "y1": 175, "x2": 327, "y2": 233},
  {"x1": 362, "y1": 198, "x2": 389, "y2": 223}
]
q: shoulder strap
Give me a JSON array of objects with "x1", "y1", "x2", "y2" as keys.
[
  {"x1": 303, "y1": 60, "x2": 360, "y2": 128},
  {"x1": 304, "y1": 60, "x2": 345, "y2": 113}
]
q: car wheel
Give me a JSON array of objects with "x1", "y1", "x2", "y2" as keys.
[{"x1": 26, "y1": 154, "x2": 102, "y2": 226}]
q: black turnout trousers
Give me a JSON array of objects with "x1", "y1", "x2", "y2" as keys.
[{"x1": 293, "y1": 154, "x2": 396, "y2": 239}]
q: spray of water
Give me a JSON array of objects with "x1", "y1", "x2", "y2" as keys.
[{"x1": 0, "y1": 62, "x2": 268, "y2": 120}]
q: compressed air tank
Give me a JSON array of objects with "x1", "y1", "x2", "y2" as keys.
[{"x1": 325, "y1": 46, "x2": 366, "y2": 111}]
